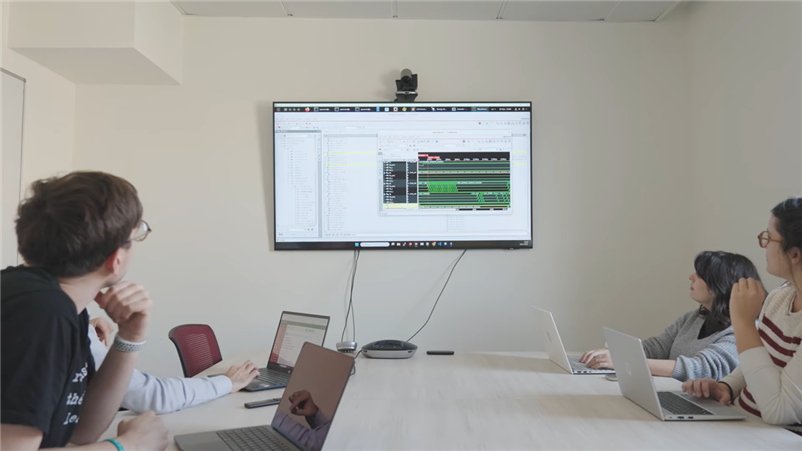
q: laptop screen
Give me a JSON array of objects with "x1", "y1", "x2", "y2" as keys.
[
  {"x1": 271, "y1": 343, "x2": 353, "y2": 451},
  {"x1": 269, "y1": 312, "x2": 330, "y2": 371}
]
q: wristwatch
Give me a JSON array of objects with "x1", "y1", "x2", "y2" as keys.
[{"x1": 113, "y1": 334, "x2": 147, "y2": 353}]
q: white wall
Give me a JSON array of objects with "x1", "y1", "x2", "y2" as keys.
[
  {"x1": 687, "y1": 1, "x2": 802, "y2": 288},
  {"x1": 8, "y1": 2, "x2": 135, "y2": 49},
  {"x1": 75, "y1": 15, "x2": 695, "y2": 376},
  {"x1": 1, "y1": 2, "x2": 75, "y2": 191},
  {"x1": 134, "y1": 1, "x2": 184, "y2": 83}
]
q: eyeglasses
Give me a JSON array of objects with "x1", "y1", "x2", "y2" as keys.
[
  {"x1": 133, "y1": 220, "x2": 153, "y2": 242},
  {"x1": 757, "y1": 230, "x2": 781, "y2": 249}
]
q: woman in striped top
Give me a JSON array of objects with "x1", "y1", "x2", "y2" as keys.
[{"x1": 683, "y1": 197, "x2": 802, "y2": 435}]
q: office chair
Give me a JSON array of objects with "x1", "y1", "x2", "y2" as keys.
[{"x1": 168, "y1": 324, "x2": 223, "y2": 377}]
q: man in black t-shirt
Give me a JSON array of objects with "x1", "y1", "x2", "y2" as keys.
[
  {"x1": 1, "y1": 172, "x2": 167, "y2": 451},
  {"x1": 2, "y1": 266, "x2": 96, "y2": 447}
]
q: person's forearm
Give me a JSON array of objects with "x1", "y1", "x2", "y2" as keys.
[
  {"x1": 647, "y1": 359, "x2": 677, "y2": 377},
  {"x1": 70, "y1": 347, "x2": 139, "y2": 444},
  {"x1": 721, "y1": 366, "x2": 746, "y2": 398},
  {"x1": 732, "y1": 319, "x2": 764, "y2": 354},
  {"x1": 122, "y1": 371, "x2": 232, "y2": 414},
  {"x1": 60, "y1": 441, "x2": 119, "y2": 450}
]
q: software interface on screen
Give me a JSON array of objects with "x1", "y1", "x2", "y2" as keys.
[
  {"x1": 274, "y1": 102, "x2": 532, "y2": 250},
  {"x1": 270, "y1": 313, "x2": 329, "y2": 368}
]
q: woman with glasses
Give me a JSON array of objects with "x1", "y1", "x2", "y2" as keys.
[
  {"x1": 683, "y1": 197, "x2": 802, "y2": 436},
  {"x1": 580, "y1": 251, "x2": 762, "y2": 381}
]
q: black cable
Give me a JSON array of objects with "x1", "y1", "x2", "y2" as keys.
[
  {"x1": 341, "y1": 249, "x2": 360, "y2": 342},
  {"x1": 348, "y1": 249, "x2": 361, "y2": 342},
  {"x1": 349, "y1": 349, "x2": 363, "y2": 377},
  {"x1": 406, "y1": 249, "x2": 467, "y2": 343}
]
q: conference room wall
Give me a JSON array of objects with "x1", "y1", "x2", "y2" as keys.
[
  {"x1": 686, "y1": 1, "x2": 802, "y2": 290},
  {"x1": 69, "y1": 6, "x2": 778, "y2": 377}
]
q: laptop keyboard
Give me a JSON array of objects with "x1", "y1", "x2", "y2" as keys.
[
  {"x1": 256, "y1": 369, "x2": 290, "y2": 386},
  {"x1": 657, "y1": 392, "x2": 714, "y2": 416},
  {"x1": 567, "y1": 356, "x2": 607, "y2": 372},
  {"x1": 218, "y1": 426, "x2": 292, "y2": 451}
]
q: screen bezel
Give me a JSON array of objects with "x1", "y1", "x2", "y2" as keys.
[{"x1": 272, "y1": 101, "x2": 533, "y2": 251}]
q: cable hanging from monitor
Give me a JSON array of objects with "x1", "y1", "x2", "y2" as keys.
[
  {"x1": 406, "y1": 249, "x2": 467, "y2": 343},
  {"x1": 341, "y1": 249, "x2": 360, "y2": 342}
]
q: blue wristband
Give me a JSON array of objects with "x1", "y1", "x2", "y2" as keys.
[{"x1": 105, "y1": 438, "x2": 125, "y2": 451}]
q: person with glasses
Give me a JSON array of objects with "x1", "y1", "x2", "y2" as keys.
[
  {"x1": 2, "y1": 172, "x2": 168, "y2": 451},
  {"x1": 683, "y1": 197, "x2": 802, "y2": 436},
  {"x1": 580, "y1": 251, "x2": 762, "y2": 381}
]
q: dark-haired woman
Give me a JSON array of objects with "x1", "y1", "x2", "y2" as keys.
[
  {"x1": 580, "y1": 251, "x2": 763, "y2": 381},
  {"x1": 683, "y1": 197, "x2": 802, "y2": 434}
]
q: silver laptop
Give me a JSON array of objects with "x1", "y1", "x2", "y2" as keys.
[
  {"x1": 603, "y1": 327, "x2": 745, "y2": 421},
  {"x1": 244, "y1": 311, "x2": 330, "y2": 392},
  {"x1": 531, "y1": 306, "x2": 614, "y2": 374},
  {"x1": 176, "y1": 343, "x2": 354, "y2": 451}
]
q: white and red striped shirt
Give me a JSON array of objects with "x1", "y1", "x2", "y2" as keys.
[{"x1": 721, "y1": 284, "x2": 802, "y2": 436}]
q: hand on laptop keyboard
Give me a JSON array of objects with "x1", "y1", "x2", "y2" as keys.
[
  {"x1": 579, "y1": 349, "x2": 614, "y2": 370},
  {"x1": 224, "y1": 361, "x2": 260, "y2": 393},
  {"x1": 657, "y1": 392, "x2": 713, "y2": 416},
  {"x1": 681, "y1": 378, "x2": 732, "y2": 405}
]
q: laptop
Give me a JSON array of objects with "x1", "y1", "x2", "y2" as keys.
[
  {"x1": 176, "y1": 342, "x2": 354, "y2": 451},
  {"x1": 531, "y1": 306, "x2": 614, "y2": 374},
  {"x1": 244, "y1": 311, "x2": 330, "y2": 392},
  {"x1": 603, "y1": 327, "x2": 746, "y2": 421}
]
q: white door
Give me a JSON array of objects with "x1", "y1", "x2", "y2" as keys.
[{"x1": 2, "y1": 69, "x2": 26, "y2": 268}]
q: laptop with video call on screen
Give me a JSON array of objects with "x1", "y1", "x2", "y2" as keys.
[
  {"x1": 243, "y1": 311, "x2": 330, "y2": 392},
  {"x1": 603, "y1": 327, "x2": 745, "y2": 421},
  {"x1": 530, "y1": 306, "x2": 614, "y2": 374},
  {"x1": 175, "y1": 342, "x2": 354, "y2": 451}
]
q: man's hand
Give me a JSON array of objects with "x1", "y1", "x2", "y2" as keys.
[
  {"x1": 730, "y1": 278, "x2": 765, "y2": 325},
  {"x1": 95, "y1": 282, "x2": 152, "y2": 343},
  {"x1": 89, "y1": 317, "x2": 114, "y2": 346},
  {"x1": 223, "y1": 361, "x2": 259, "y2": 393},
  {"x1": 681, "y1": 378, "x2": 732, "y2": 405},
  {"x1": 289, "y1": 390, "x2": 319, "y2": 417},
  {"x1": 116, "y1": 411, "x2": 168, "y2": 451},
  {"x1": 579, "y1": 348, "x2": 614, "y2": 369}
]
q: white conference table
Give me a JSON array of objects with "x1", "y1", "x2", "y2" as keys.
[{"x1": 102, "y1": 351, "x2": 799, "y2": 450}]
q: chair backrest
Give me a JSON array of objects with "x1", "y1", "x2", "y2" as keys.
[{"x1": 168, "y1": 324, "x2": 223, "y2": 377}]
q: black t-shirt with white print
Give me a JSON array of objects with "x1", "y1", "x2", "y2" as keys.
[{"x1": 1, "y1": 266, "x2": 95, "y2": 448}]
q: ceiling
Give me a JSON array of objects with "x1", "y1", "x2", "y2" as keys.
[{"x1": 172, "y1": 1, "x2": 681, "y2": 22}]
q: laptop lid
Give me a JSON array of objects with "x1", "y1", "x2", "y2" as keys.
[
  {"x1": 603, "y1": 327, "x2": 665, "y2": 420},
  {"x1": 530, "y1": 306, "x2": 573, "y2": 373},
  {"x1": 267, "y1": 311, "x2": 331, "y2": 374},
  {"x1": 271, "y1": 343, "x2": 354, "y2": 451}
]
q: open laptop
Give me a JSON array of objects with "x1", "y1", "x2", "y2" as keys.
[
  {"x1": 244, "y1": 311, "x2": 330, "y2": 392},
  {"x1": 176, "y1": 342, "x2": 354, "y2": 451},
  {"x1": 603, "y1": 327, "x2": 745, "y2": 421},
  {"x1": 531, "y1": 306, "x2": 614, "y2": 374}
]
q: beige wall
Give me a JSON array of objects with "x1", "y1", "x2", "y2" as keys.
[
  {"x1": 686, "y1": 1, "x2": 802, "y2": 288},
  {"x1": 2, "y1": 2, "x2": 75, "y2": 189},
  {"x1": 75, "y1": 15, "x2": 695, "y2": 376},
  {"x1": 9, "y1": 1, "x2": 793, "y2": 378}
]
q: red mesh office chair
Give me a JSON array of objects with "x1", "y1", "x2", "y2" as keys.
[{"x1": 168, "y1": 324, "x2": 223, "y2": 377}]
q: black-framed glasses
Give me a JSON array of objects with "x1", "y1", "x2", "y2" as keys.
[
  {"x1": 757, "y1": 230, "x2": 781, "y2": 249},
  {"x1": 134, "y1": 220, "x2": 152, "y2": 242}
]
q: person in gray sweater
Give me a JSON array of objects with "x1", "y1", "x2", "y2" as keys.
[{"x1": 580, "y1": 251, "x2": 764, "y2": 381}]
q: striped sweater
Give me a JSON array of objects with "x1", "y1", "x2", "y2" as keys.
[{"x1": 720, "y1": 284, "x2": 802, "y2": 436}]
